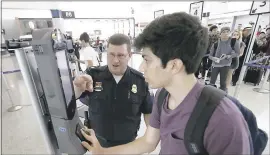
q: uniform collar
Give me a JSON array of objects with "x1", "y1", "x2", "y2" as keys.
[{"x1": 102, "y1": 66, "x2": 131, "y2": 84}]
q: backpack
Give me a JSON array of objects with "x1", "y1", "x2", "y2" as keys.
[
  {"x1": 157, "y1": 85, "x2": 268, "y2": 155},
  {"x1": 213, "y1": 38, "x2": 238, "y2": 68}
]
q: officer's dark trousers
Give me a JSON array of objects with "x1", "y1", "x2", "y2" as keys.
[
  {"x1": 97, "y1": 135, "x2": 135, "y2": 148},
  {"x1": 210, "y1": 66, "x2": 230, "y2": 92}
]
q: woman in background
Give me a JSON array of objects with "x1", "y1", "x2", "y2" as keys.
[{"x1": 227, "y1": 30, "x2": 246, "y2": 87}]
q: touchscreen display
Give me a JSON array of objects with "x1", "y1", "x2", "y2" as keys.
[{"x1": 55, "y1": 50, "x2": 74, "y2": 106}]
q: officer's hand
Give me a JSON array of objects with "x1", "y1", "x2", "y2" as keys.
[
  {"x1": 81, "y1": 128, "x2": 105, "y2": 154},
  {"x1": 73, "y1": 74, "x2": 93, "y2": 92}
]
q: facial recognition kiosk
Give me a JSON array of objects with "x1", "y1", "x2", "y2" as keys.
[{"x1": 14, "y1": 28, "x2": 87, "y2": 154}]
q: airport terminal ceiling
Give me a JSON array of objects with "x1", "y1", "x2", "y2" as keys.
[{"x1": 63, "y1": 18, "x2": 135, "y2": 40}]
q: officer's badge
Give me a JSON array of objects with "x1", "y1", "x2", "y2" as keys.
[
  {"x1": 131, "y1": 84, "x2": 137, "y2": 93},
  {"x1": 94, "y1": 82, "x2": 103, "y2": 91}
]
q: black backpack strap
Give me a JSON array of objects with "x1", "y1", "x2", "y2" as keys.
[
  {"x1": 231, "y1": 38, "x2": 236, "y2": 50},
  {"x1": 157, "y1": 88, "x2": 169, "y2": 116},
  {"x1": 184, "y1": 85, "x2": 226, "y2": 155},
  {"x1": 213, "y1": 42, "x2": 218, "y2": 56}
]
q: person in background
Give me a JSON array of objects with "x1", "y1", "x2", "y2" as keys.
[
  {"x1": 195, "y1": 25, "x2": 219, "y2": 79},
  {"x1": 263, "y1": 28, "x2": 270, "y2": 81},
  {"x1": 255, "y1": 28, "x2": 270, "y2": 56},
  {"x1": 128, "y1": 33, "x2": 132, "y2": 40},
  {"x1": 73, "y1": 33, "x2": 152, "y2": 148},
  {"x1": 252, "y1": 32, "x2": 267, "y2": 55},
  {"x1": 228, "y1": 30, "x2": 246, "y2": 87},
  {"x1": 263, "y1": 28, "x2": 270, "y2": 56},
  {"x1": 77, "y1": 32, "x2": 99, "y2": 72},
  {"x1": 73, "y1": 40, "x2": 82, "y2": 71},
  {"x1": 257, "y1": 25, "x2": 262, "y2": 36},
  {"x1": 257, "y1": 32, "x2": 267, "y2": 46},
  {"x1": 209, "y1": 27, "x2": 240, "y2": 92},
  {"x1": 80, "y1": 12, "x2": 251, "y2": 155},
  {"x1": 96, "y1": 36, "x2": 100, "y2": 46},
  {"x1": 204, "y1": 25, "x2": 220, "y2": 78},
  {"x1": 232, "y1": 27, "x2": 252, "y2": 85}
]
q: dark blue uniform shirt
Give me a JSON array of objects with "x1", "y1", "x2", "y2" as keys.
[{"x1": 80, "y1": 66, "x2": 153, "y2": 147}]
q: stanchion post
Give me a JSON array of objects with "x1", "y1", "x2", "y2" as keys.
[
  {"x1": 2, "y1": 72, "x2": 23, "y2": 112},
  {"x1": 233, "y1": 14, "x2": 261, "y2": 98},
  {"x1": 253, "y1": 68, "x2": 270, "y2": 94}
]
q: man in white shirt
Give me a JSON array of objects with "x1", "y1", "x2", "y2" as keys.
[{"x1": 78, "y1": 32, "x2": 99, "y2": 71}]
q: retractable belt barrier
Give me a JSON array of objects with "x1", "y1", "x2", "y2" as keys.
[
  {"x1": 1, "y1": 69, "x2": 21, "y2": 74},
  {"x1": 244, "y1": 56, "x2": 270, "y2": 69}
]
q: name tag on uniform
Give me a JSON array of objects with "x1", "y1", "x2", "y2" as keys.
[{"x1": 94, "y1": 82, "x2": 103, "y2": 92}]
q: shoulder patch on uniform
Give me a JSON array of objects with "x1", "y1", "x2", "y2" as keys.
[{"x1": 130, "y1": 68, "x2": 144, "y2": 79}]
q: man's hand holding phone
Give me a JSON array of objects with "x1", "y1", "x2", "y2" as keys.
[
  {"x1": 212, "y1": 57, "x2": 220, "y2": 63},
  {"x1": 225, "y1": 55, "x2": 232, "y2": 59},
  {"x1": 81, "y1": 128, "x2": 105, "y2": 154},
  {"x1": 220, "y1": 54, "x2": 227, "y2": 60}
]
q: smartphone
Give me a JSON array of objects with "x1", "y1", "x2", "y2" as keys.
[
  {"x1": 220, "y1": 54, "x2": 226, "y2": 60},
  {"x1": 75, "y1": 124, "x2": 92, "y2": 144}
]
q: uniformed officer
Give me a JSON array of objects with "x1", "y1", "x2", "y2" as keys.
[{"x1": 73, "y1": 33, "x2": 153, "y2": 147}]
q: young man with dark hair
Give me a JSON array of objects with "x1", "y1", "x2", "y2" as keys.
[
  {"x1": 197, "y1": 25, "x2": 220, "y2": 79},
  {"x1": 209, "y1": 27, "x2": 240, "y2": 92},
  {"x1": 77, "y1": 32, "x2": 99, "y2": 71},
  {"x1": 73, "y1": 33, "x2": 152, "y2": 148},
  {"x1": 209, "y1": 25, "x2": 218, "y2": 33},
  {"x1": 80, "y1": 12, "x2": 251, "y2": 154}
]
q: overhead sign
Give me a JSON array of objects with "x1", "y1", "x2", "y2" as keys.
[
  {"x1": 61, "y1": 11, "x2": 75, "y2": 19},
  {"x1": 154, "y1": 10, "x2": 164, "y2": 19},
  {"x1": 51, "y1": 9, "x2": 61, "y2": 18},
  {"x1": 202, "y1": 12, "x2": 210, "y2": 17},
  {"x1": 189, "y1": 1, "x2": 204, "y2": 20},
  {"x1": 250, "y1": 1, "x2": 270, "y2": 15}
]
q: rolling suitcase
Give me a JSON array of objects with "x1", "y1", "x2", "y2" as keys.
[{"x1": 244, "y1": 67, "x2": 264, "y2": 86}]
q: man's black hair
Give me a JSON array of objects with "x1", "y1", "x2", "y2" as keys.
[
  {"x1": 266, "y1": 27, "x2": 270, "y2": 32},
  {"x1": 209, "y1": 25, "x2": 218, "y2": 32},
  {"x1": 108, "y1": 33, "x2": 131, "y2": 52},
  {"x1": 134, "y1": 12, "x2": 209, "y2": 74},
  {"x1": 79, "y1": 32, "x2": 90, "y2": 43}
]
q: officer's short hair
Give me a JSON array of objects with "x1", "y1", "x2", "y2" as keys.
[
  {"x1": 79, "y1": 32, "x2": 90, "y2": 43},
  {"x1": 108, "y1": 34, "x2": 131, "y2": 52},
  {"x1": 134, "y1": 12, "x2": 209, "y2": 74}
]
